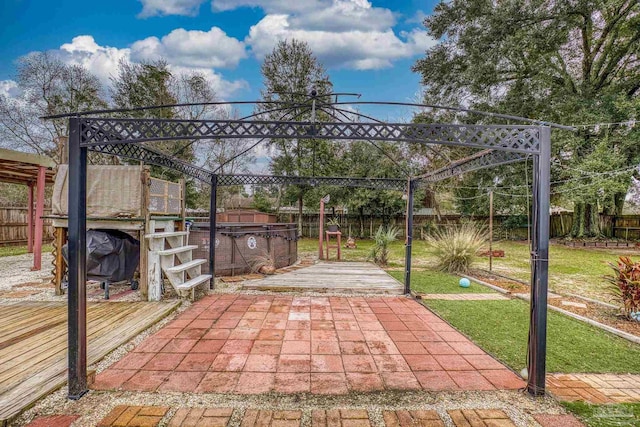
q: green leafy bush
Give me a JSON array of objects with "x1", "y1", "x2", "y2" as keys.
[
  {"x1": 426, "y1": 222, "x2": 487, "y2": 273},
  {"x1": 369, "y1": 226, "x2": 399, "y2": 266},
  {"x1": 605, "y1": 256, "x2": 640, "y2": 319}
]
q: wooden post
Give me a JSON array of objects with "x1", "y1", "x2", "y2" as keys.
[
  {"x1": 180, "y1": 178, "x2": 186, "y2": 231},
  {"x1": 32, "y1": 166, "x2": 46, "y2": 271},
  {"x1": 319, "y1": 199, "x2": 325, "y2": 260},
  {"x1": 139, "y1": 168, "x2": 150, "y2": 299},
  {"x1": 54, "y1": 227, "x2": 67, "y2": 295},
  {"x1": 489, "y1": 190, "x2": 493, "y2": 271},
  {"x1": 27, "y1": 183, "x2": 34, "y2": 253}
]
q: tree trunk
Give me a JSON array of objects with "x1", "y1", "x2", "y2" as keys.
[
  {"x1": 359, "y1": 207, "x2": 365, "y2": 238},
  {"x1": 571, "y1": 202, "x2": 585, "y2": 237},
  {"x1": 614, "y1": 192, "x2": 625, "y2": 216},
  {"x1": 275, "y1": 185, "x2": 282, "y2": 215},
  {"x1": 572, "y1": 201, "x2": 601, "y2": 237}
]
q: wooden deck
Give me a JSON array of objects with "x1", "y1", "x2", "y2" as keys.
[
  {"x1": 0, "y1": 300, "x2": 179, "y2": 425},
  {"x1": 243, "y1": 261, "x2": 404, "y2": 294}
]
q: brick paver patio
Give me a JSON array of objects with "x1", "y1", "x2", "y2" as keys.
[
  {"x1": 93, "y1": 294, "x2": 524, "y2": 394},
  {"x1": 94, "y1": 406, "x2": 576, "y2": 427},
  {"x1": 97, "y1": 406, "x2": 169, "y2": 427},
  {"x1": 547, "y1": 373, "x2": 640, "y2": 403}
]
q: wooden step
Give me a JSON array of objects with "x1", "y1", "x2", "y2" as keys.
[
  {"x1": 157, "y1": 245, "x2": 198, "y2": 256},
  {"x1": 176, "y1": 274, "x2": 212, "y2": 290},
  {"x1": 165, "y1": 259, "x2": 206, "y2": 273},
  {"x1": 145, "y1": 231, "x2": 188, "y2": 239}
]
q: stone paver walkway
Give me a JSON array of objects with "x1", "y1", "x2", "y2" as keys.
[
  {"x1": 93, "y1": 406, "x2": 574, "y2": 427},
  {"x1": 93, "y1": 294, "x2": 524, "y2": 394},
  {"x1": 418, "y1": 294, "x2": 508, "y2": 301},
  {"x1": 97, "y1": 406, "x2": 169, "y2": 427},
  {"x1": 24, "y1": 415, "x2": 79, "y2": 427},
  {"x1": 547, "y1": 373, "x2": 640, "y2": 403}
]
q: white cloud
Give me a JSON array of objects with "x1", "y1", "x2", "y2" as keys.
[
  {"x1": 138, "y1": 0, "x2": 206, "y2": 17},
  {"x1": 212, "y1": 0, "x2": 395, "y2": 31},
  {"x1": 0, "y1": 80, "x2": 21, "y2": 98},
  {"x1": 211, "y1": 0, "x2": 319, "y2": 14},
  {"x1": 131, "y1": 27, "x2": 247, "y2": 69},
  {"x1": 58, "y1": 35, "x2": 131, "y2": 86},
  {"x1": 246, "y1": 15, "x2": 436, "y2": 70},
  {"x1": 133, "y1": 0, "x2": 434, "y2": 70},
  {"x1": 50, "y1": 35, "x2": 247, "y2": 99},
  {"x1": 406, "y1": 10, "x2": 428, "y2": 24},
  {"x1": 169, "y1": 65, "x2": 248, "y2": 98}
]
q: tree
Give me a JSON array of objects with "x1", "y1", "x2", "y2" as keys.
[
  {"x1": 0, "y1": 52, "x2": 106, "y2": 161},
  {"x1": 413, "y1": 0, "x2": 640, "y2": 237},
  {"x1": 259, "y1": 39, "x2": 336, "y2": 235},
  {"x1": 110, "y1": 59, "x2": 204, "y2": 205}
]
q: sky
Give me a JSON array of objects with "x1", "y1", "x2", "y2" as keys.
[{"x1": 0, "y1": 0, "x2": 440, "y2": 115}]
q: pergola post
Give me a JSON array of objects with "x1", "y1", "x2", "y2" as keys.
[
  {"x1": 527, "y1": 126, "x2": 551, "y2": 396},
  {"x1": 404, "y1": 179, "x2": 415, "y2": 295},
  {"x1": 209, "y1": 174, "x2": 217, "y2": 288},
  {"x1": 67, "y1": 117, "x2": 88, "y2": 399},
  {"x1": 31, "y1": 166, "x2": 46, "y2": 271},
  {"x1": 27, "y1": 183, "x2": 34, "y2": 253}
]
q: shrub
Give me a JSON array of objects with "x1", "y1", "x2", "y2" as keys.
[
  {"x1": 369, "y1": 226, "x2": 399, "y2": 266},
  {"x1": 605, "y1": 256, "x2": 640, "y2": 319},
  {"x1": 426, "y1": 222, "x2": 487, "y2": 273}
]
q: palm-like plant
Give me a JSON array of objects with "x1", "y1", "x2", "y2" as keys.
[{"x1": 369, "y1": 226, "x2": 399, "y2": 266}]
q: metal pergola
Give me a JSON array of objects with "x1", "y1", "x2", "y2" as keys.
[{"x1": 46, "y1": 94, "x2": 573, "y2": 400}]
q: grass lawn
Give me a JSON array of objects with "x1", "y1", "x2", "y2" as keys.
[
  {"x1": 561, "y1": 402, "x2": 640, "y2": 427},
  {"x1": 424, "y1": 298, "x2": 640, "y2": 374},
  {"x1": 299, "y1": 237, "x2": 627, "y2": 302},
  {"x1": 491, "y1": 240, "x2": 629, "y2": 302},
  {"x1": 388, "y1": 270, "x2": 489, "y2": 294},
  {"x1": 297, "y1": 238, "x2": 433, "y2": 268},
  {"x1": 0, "y1": 244, "x2": 53, "y2": 257}
]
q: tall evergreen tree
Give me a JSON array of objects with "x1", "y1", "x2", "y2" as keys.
[
  {"x1": 413, "y1": 0, "x2": 640, "y2": 236},
  {"x1": 259, "y1": 39, "x2": 336, "y2": 234}
]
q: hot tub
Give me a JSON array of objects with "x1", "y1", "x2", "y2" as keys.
[{"x1": 189, "y1": 222, "x2": 298, "y2": 276}]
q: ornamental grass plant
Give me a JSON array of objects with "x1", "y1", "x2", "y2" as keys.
[{"x1": 426, "y1": 222, "x2": 488, "y2": 273}]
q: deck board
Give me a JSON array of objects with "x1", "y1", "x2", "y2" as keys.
[
  {"x1": 0, "y1": 300, "x2": 179, "y2": 425},
  {"x1": 243, "y1": 261, "x2": 404, "y2": 294}
]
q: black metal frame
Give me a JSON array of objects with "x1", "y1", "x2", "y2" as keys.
[{"x1": 60, "y1": 97, "x2": 558, "y2": 399}]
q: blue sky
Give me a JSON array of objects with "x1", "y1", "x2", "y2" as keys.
[{"x1": 0, "y1": 0, "x2": 439, "y2": 112}]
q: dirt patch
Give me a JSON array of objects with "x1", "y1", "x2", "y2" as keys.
[
  {"x1": 468, "y1": 269, "x2": 529, "y2": 294},
  {"x1": 546, "y1": 295, "x2": 640, "y2": 336}
]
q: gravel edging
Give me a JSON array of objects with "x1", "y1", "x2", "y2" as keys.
[{"x1": 463, "y1": 274, "x2": 640, "y2": 345}]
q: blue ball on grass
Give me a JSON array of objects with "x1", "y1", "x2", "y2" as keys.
[{"x1": 459, "y1": 278, "x2": 471, "y2": 288}]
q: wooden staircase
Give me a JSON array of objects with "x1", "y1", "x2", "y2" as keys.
[{"x1": 145, "y1": 231, "x2": 211, "y2": 301}]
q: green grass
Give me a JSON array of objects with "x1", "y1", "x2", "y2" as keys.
[
  {"x1": 0, "y1": 244, "x2": 53, "y2": 257},
  {"x1": 561, "y1": 402, "x2": 640, "y2": 427},
  {"x1": 299, "y1": 237, "x2": 628, "y2": 303},
  {"x1": 424, "y1": 299, "x2": 640, "y2": 374},
  {"x1": 491, "y1": 240, "x2": 627, "y2": 302},
  {"x1": 388, "y1": 270, "x2": 489, "y2": 294}
]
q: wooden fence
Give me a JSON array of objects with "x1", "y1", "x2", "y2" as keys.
[
  {"x1": 278, "y1": 212, "x2": 639, "y2": 241},
  {"x1": 0, "y1": 207, "x2": 54, "y2": 246}
]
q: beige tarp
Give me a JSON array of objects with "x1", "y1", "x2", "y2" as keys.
[{"x1": 52, "y1": 165, "x2": 143, "y2": 217}]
